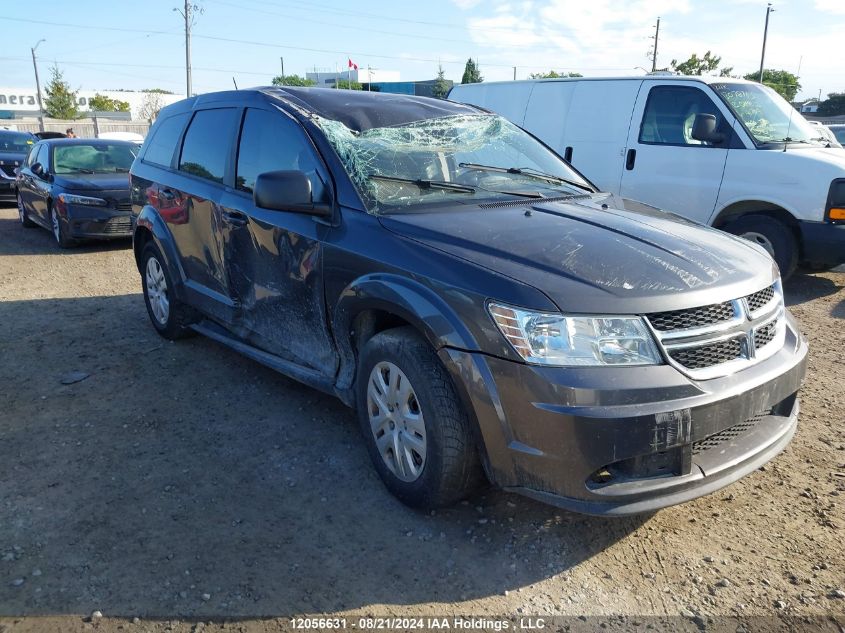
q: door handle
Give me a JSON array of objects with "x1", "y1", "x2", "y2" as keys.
[
  {"x1": 625, "y1": 148, "x2": 637, "y2": 170},
  {"x1": 563, "y1": 146, "x2": 573, "y2": 163},
  {"x1": 222, "y1": 210, "x2": 248, "y2": 227}
]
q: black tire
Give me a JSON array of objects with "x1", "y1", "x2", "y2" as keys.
[
  {"x1": 17, "y1": 192, "x2": 36, "y2": 228},
  {"x1": 356, "y1": 326, "x2": 483, "y2": 509},
  {"x1": 50, "y1": 204, "x2": 77, "y2": 248},
  {"x1": 141, "y1": 242, "x2": 196, "y2": 340},
  {"x1": 724, "y1": 214, "x2": 797, "y2": 279}
]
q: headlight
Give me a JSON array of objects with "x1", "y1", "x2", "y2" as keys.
[
  {"x1": 488, "y1": 303, "x2": 663, "y2": 367},
  {"x1": 58, "y1": 193, "x2": 108, "y2": 207}
]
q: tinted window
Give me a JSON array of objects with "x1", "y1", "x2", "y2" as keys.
[
  {"x1": 31, "y1": 144, "x2": 47, "y2": 171},
  {"x1": 640, "y1": 86, "x2": 723, "y2": 146},
  {"x1": 143, "y1": 112, "x2": 189, "y2": 167},
  {"x1": 179, "y1": 108, "x2": 239, "y2": 183},
  {"x1": 236, "y1": 108, "x2": 326, "y2": 197},
  {"x1": 26, "y1": 143, "x2": 42, "y2": 167}
]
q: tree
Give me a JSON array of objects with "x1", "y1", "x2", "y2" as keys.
[
  {"x1": 670, "y1": 51, "x2": 728, "y2": 76},
  {"x1": 43, "y1": 65, "x2": 79, "y2": 119},
  {"x1": 432, "y1": 64, "x2": 450, "y2": 99},
  {"x1": 335, "y1": 79, "x2": 362, "y2": 90},
  {"x1": 142, "y1": 88, "x2": 175, "y2": 94},
  {"x1": 818, "y1": 93, "x2": 845, "y2": 117},
  {"x1": 461, "y1": 58, "x2": 483, "y2": 84},
  {"x1": 139, "y1": 91, "x2": 164, "y2": 122},
  {"x1": 88, "y1": 93, "x2": 130, "y2": 112},
  {"x1": 528, "y1": 70, "x2": 583, "y2": 79},
  {"x1": 742, "y1": 69, "x2": 801, "y2": 102},
  {"x1": 271, "y1": 74, "x2": 316, "y2": 87}
]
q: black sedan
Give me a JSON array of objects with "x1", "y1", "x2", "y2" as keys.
[
  {"x1": 16, "y1": 138, "x2": 137, "y2": 247},
  {"x1": 0, "y1": 129, "x2": 37, "y2": 201}
]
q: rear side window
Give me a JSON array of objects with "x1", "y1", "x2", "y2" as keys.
[
  {"x1": 639, "y1": 86, "x2": 723, "y2": 146},
  {"x1": 235, "y1": 108, "x2": 326, "y2": 197},
  {"x1": 179, "y1": 108, "x2": 239, "y2": 183},
  {"x1": 143, "y1": 112, "x2": 189, "y2": 166}
]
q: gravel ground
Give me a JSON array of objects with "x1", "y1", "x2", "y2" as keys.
[{"x1": 0, "y1": 203, "x2": 843, "y2": 632}]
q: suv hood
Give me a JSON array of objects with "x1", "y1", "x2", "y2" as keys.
[{"x1": 379, "y1": 194, "x2": 778, "y2": 314}]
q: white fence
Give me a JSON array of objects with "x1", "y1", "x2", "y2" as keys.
[{"x1": 9, "y1": 117, "x2": 151, "y2": 138}]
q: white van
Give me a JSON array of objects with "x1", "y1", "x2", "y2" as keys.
[{"x1": 449, "y1": 76, "x2": 845, "y2": 276}]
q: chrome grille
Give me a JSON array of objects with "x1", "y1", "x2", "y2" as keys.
[
  {"x1": 746, "y1": 285, "x2": 775, "y2": 313},
  {"x1": 646, "y1": 280, "x2": 785, "y2": 379},
  {"x1": 754, "y1": 319, "x2": 777, "y2": 349},
  {"x1": 648, "y1": 302, "x2": 734, "y2": 332},
  {"x1": 668, "y1": 337, "x2": 743, "y2": 369},
  {"x1": 692, "y1": 412, "x2": 768, "y2": 455}
]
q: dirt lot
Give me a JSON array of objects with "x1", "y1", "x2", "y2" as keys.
[{"x1": 0, "y1": 202, "x2": 843, "y2": 633}]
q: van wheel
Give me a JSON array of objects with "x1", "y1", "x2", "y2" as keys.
[
  {"x1": 141, "y1": 242, "x2": 196, "y2": 340},
  {"x1": 356, "y1": 326, "x2": 483, "y2": 509},
  {"x1": 724, "y1": 214, "x2": 797, "y2": 278}
]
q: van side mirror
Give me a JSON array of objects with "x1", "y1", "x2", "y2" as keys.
[
  {"x1": 691, "y1": 113, "x2": 725, "y2": 144},
  {"x1": 253, "y1": 170, "x2": 331, "y2": 217}
]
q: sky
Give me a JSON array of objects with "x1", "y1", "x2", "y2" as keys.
[{"x1": 1, "y1": 0, "x2": 843, "y2": 102}]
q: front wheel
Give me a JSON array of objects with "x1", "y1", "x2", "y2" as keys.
[
  {"x1": 50, "y1": 204, "x2": 77, "y2": 248},
  {"x1": 724, "y1": 214, "x2": 797, "y2": 279},
  {"x1": 356, "y1": 326, "x2": 483, "y2": 509},
  {"x1": 18, "y1": 193, "x2": 36, "y2": 227}
]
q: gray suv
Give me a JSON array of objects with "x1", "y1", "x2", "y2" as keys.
[{"x1": 129, "y1": 87, "x2": 808, "y2": 515}]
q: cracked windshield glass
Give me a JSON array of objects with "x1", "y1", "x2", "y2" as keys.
[{"x1": 317, "y1": 113, "x2": 591, "y2": 213}]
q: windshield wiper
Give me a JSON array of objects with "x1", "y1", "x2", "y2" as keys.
[
  {"x1": 458, "y1": 162, "x2": 593, "y2": 192},
  {"x1": 367, "y1": 174, "x2": 476, "y2": 194}
]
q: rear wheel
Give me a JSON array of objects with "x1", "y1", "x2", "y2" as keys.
[
  {"x1": 50, "y1": 204, "x2": 77, "y2": 248},
  {"x1": 356, "y1": 326, "x2": 483, "y2": 509},
  {"x1": 724, "y1": 214, "x2": 797, "y2": 279},
  {"x1": 17, "y1": 193, "x2": 35, "y2": 227},
  {"x1": 141, "y1": 242, "x2": 196, "y2": 339}
]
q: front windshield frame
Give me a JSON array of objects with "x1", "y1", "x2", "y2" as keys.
[
  {"x1": 314, "y1": 112, "x2": 595, "y2": 214},
  {"x1": 51, "y1": 143, "x2": 138, "y2": 175},
  {"x1": 0, "y1": 130, "x2": 37, "y2": 153},
  {"x1": 711, "y1": 81, "x2": 826, "y2": 147}
]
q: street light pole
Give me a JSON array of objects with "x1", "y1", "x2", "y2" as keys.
[
  {"x1": 30, "y1": 39, "x2": 45, "y2": 132},
  {"x1": 758, "y1": 3, "x2": 774, "y2": 83},
  {"x1": 651, "y1": 17, "x2": 660, "y2": 73}
]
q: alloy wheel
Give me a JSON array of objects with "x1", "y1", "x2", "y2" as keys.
[
  {"x1": 51, "y1": 208, "x2": 61, "y2": 243},
  {"x1": 145, "y1": 256, "x2": 170, "y2": 325},
  {"x1": 17, "y1": 195, "x2": 25, "y2": 224},
  {"x1": 366, "y1": 361, "x2": 427, "y2": 482}
]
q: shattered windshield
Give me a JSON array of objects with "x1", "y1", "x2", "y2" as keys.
[
  {"x1": 712, "y1": 82, "x2": 824, "y2": 146},
  {"x1": 316, "y1": 113, "x2": 592, "y2": 213}
]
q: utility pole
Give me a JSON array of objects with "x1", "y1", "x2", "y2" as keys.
[
  {"x1": 758, "y1": 3, "x2": 774, "y2": 83},
  {"x1": 30, "y1": 39, "x2": 45, "y2": 132},
  {"x1": 175, "y1": 2, "x2": 201, "y2": 97},
  {"x1": 650, "y1": 17, "x2": 660, "y2": 72},
  {"x1": 513, "y1": 66, "x2": 517, "y2": 80},
  {"x1": 280, "y1": 56, "x2": 285, "y2": 80}
]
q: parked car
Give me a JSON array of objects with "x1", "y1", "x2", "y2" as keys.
[
  {"x1": 34, "y1": 131, "x2": 67, "y2": 140},
  {"x1": 829, "y1": 124, "x2": 845, "y2": 145},
  {"x1": 16, "y1": 138, "x2": 138, "y2": 247},
  {"x1": 0, "y1": 129, "x2": 37, "y2": 200},
  {"x1": 98, "y1": 131, "x2": 144, "y2": 149},
  {"x1": 130, "y1": 88, "x2": 807, "y2": 515},
  {"x1": 806, "y1": 120, "x2": 843, "y2": 148},
  {"x1": 449, "y1": 77, "x2": 845, "y2": 277}
]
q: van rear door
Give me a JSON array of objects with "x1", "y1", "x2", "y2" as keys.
[{"x1": 619, "y1": 81, "x2": 734, "y2": 223}]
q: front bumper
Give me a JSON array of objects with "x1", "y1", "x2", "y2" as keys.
[
  {"x1": 66, "y1": 206, "x2": 134, "y2": 239},
  {"x1": 441, "y1": 311, "x2": 808, "y2": 516},
  {"x1": 799, "y1": 220, "x2": 845, "y2": 266}
]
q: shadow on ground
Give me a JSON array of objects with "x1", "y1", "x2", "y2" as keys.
[
  {"x1": 783, "y1": 271, "x2": 842, "y2": 307},
  {"x1": 0, "y1": 293, "x2": 646, "y2": 619},
  {"x1": 0, "y1": 213, "x2": 132, "y2": 257}
]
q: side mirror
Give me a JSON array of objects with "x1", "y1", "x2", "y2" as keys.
[
  {"x1": 691, "y1": 113, "x2": 725, "y2": 144},
  {"x1": 253, "y1": 170, "x2": 332, "y2": 217},
  {"x1": 31, "y1": 162, "x2": 44, "y2": 177}
]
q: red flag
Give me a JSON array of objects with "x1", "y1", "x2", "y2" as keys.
[{"x1": 348, "y1": 58, "x2": 358, "y2": 70}]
